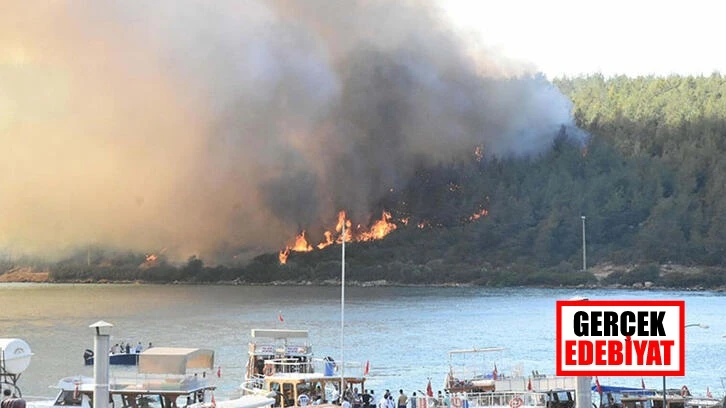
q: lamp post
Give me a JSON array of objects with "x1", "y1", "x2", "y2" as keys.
[
  {"x1": 90, "y1": 321, "x2": 113, "y2": 408},
  {"x1": 581, "y1": 216, "x2": 587, "y2": 271},
  {"x1": 662, "y1": 323, "x2": 708, "y2": 408}
]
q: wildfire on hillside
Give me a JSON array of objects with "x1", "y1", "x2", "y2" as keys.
[
  {"x1": 278, "y1": 206, "x2": 490, "y2": 264},
  {"x1": 279, "y1": 210, "x2": 395, "y2": 264}
]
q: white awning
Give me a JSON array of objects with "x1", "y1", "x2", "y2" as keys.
[
  {"x1": 250, "y1": 329, "x2": 309, "y2": 339},
  {"x1": 139, "y1": 347, "x2": 214, "y2": 374}
]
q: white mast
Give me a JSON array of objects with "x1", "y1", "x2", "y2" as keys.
[{"x1": 340, "y1": 217, "x2": 346, "y2": 400}]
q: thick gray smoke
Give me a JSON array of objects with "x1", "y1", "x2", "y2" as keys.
[{"x1": 0, "y1": 0, "x2": 581, "y2": 261}]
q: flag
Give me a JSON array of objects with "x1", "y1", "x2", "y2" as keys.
[
  {"x1": 492, "y1": 364, "x2": 498, "y2": 380},
  {"x1": 641, "y1": 378, "x2": 646, "y2": 390},
  {"x1": 211, "y1": 392, "x2": 216, "y2": 408},
  {"x1": 595, "y1": 377, "x2": 602, "y2": 394},
  {"x1": 527, "y1": 378, "x2": 533, "y2": 391},
  {"x1": 278, "y1": 311, "x2": 284, "y2": 322},
  {"x1": 707, "y1": 387, "x2": 712, "y2": 399},
  {"x1": 426, "y1": 379, "x2": 434, "y2": 397},
  {"x1": 217, "y1": 366, "x2": 221, "y2": 378},
  {"x1": 364, "y1": 360, "x2": 370, "y2": 375}
]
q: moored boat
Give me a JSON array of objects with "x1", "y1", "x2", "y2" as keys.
[
  {"x1": 242, "y1": 329, "x2": 366, "y2": 408},
  {"x1": 31, "y1": 347, "x2": 274, "y2": 408}
]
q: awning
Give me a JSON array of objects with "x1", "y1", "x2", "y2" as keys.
[{"x1": 139, "y1": 347, "x2": 214, "y2": 374}]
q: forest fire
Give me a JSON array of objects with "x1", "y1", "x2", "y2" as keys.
[
  {"x1": 278, "y1": 210, "x2": 396, "y2": 264},
  {"x1": 278, "y1": 206, "x2": 489, "y2": 264}
]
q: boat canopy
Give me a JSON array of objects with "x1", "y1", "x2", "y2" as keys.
[
  {"x1": 138, "y1": 347, "x2": 214, "y2": 375},
  {"x1": 251, "y1": 330, "x2": 309, "y2": 339}
]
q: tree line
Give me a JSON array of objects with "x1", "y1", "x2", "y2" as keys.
[{"x1": 8, "y1": 74, "x2": 726, "y2": 287}]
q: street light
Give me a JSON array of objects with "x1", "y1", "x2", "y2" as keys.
[
  {"x1": 581, "y1": 216, "x2": 587, "y2": 271},
  {"x1": 663, "y1": 323, "x2": 708, "y2": 408}
]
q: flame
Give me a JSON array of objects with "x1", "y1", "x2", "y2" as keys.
[
  {"x1": 277, "y1": 205, "x2": 494, "y2": 264},
  {"x1": 358, "y1": 211, "x2": 397, "y2": 241},
  {"x1": 469, "y1": 208, "x2": 488, "y2": 221},
  {"x1": 474, "y1": 145, "x2": 484, "y2": 162},
  {"x1": 317, "y1": 231, "x2": 334, "y2": 250},
  {"x1": 278, "y1": 231, "x2": 314, "y2": 265}
]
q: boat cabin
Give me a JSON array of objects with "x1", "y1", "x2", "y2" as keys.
[
  {"x1": 256, "y1": 374, "x2": 365, "y2": 408},
  {"x1": 247, "y1": 330, "x2": 313, "y2": 379}
]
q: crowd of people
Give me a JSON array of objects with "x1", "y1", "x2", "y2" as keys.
[
  {"x1": 319, "y1": 388, "x2": 451, "y2": 408},
  {"x1": 110, "y1": 341, "x2": 152, "y2": 354}
]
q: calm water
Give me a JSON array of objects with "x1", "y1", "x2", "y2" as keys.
[{"x1": 1, "y1": 284, "x2": 725, "y2": 400}]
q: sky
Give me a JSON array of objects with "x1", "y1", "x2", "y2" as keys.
[{"x1": 440, "y1": 0, "x2": 726, "y2": 78}]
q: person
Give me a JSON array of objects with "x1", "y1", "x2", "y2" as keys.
[
  {"x1": 387, "y1": 395, "x2": 395, "y2": 408},
  {"x1": 125, "y1": 343, "x2": 131, "y2": 354},
  {"x1": 135, "y1": 342, "x2": 143, "y2": 353},
  {"x1": 148, "y1": 342, "x2": 153, "y2": 349},
  {"x1": 398, "y1": 390, "x2": 408, "y2": 408},
  {"x1": 411, "y1": 392, "x2": 417, "y2": 408},
  {"x1": 362, "y1": 389, "x2": 372, "y2": 408},
  {"x1": 342, "y1": 398, "x2": 351, "y2": 408},
  {"x1": 370, "y1": 390, "x2": 377, "y2": 408}
]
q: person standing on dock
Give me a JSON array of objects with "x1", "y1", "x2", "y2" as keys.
[
  {"x1": 398, "y1": 390, "x2": 408, "y2": 408},
  {"x1": 410, "y1": 392, "x2": 417, "y2": 408}
]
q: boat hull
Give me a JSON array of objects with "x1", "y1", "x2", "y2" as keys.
[{"x1": 83, "y1": 353, "x2": 139, "y2": 366}]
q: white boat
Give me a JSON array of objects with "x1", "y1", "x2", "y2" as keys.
[
  {"x1": 28, "y1": 347, "x2": 274, "y2": 408},
  {"x1": 242, "y1": 329, "x2": 367, "y2": 408},
  {"x1": 415, "y1": 348, "x2": 579, "y2": 408}
]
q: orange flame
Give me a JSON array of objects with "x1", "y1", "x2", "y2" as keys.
[
  {"x1": 469, "y1": 208, "x2": 488, "y2": 221},
  {"x1": 278, "y1": 231, "x2": 314, "y2": 264},
  {"x1": 358, "y1": 211, "x2": 397, "y2": 241}
]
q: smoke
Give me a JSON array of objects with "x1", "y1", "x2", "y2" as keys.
[{"x1": 0, "y1": 0, "x2": 582, "y2": 261}]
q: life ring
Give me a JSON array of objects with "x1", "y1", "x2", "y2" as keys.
[
  {"x1": 298, "y1": 394, "x2": 310, "y2": 406},
  {"x1": 509, "y1": 397, "x2": 524, "y2": 408},
  {"x1": 452, "y1": 397, "x2": 462, "y2": 408},
  {"x1": 263, "y1": 363, "x2": 274, "y2": 376},
  {"x1": 681, "y1": 385, "x2": 690, "y2": 397}
]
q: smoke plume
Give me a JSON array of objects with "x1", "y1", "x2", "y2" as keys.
[{"x1": 0, "y1": 0, "x2": 582, "y2": 261}]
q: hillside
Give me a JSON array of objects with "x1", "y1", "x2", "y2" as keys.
[{"x1": 5, "y1": 74, "x2": 726, "y2": 288}]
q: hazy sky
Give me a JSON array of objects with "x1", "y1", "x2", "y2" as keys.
[{"x1": 440, "y1": 0, "x2": 726, "y2": 78}]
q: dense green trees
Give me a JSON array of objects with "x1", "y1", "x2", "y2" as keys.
[{"x1": 15, "y1": 74, "x2": 726, "y2": 287}]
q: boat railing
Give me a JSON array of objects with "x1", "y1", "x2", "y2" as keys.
[
  {"x1": 310, "y1": 358, "x2": 364, "y2": 377},
  {"x1": 108, "y1": 372, "x2": 212, "y2": 393},
  {"x1": 412, "y1": 391, "x2": 552, "y2": 408},
  {"x1": 263, "y1": 358, "x2": 315, "y2": 375},
  {"x1": 495, "y1": 377, "x2": 578, "y2": 392}
]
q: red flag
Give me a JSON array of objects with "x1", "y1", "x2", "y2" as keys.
[
  {"x1": 641, "y1": 378, "x2": 646, "y2": 390},
  {"x1": 217, "y1": 366, "x2": 221, "y2": 378},
  {"x1": 426, "y1": 379, "x2": 434, "y2": 397},
  {"x1": 364, "y1": 360, "x2": 370, "y2": 375},
  {"x1": 527, "y1": 378, "x2": 533, "y2": 391},
  {"x1": 492, "y1": 364, "x2": 498, "y2": 380},
  {"x1": 278, "y1": 311, "x2": 284, "y2": 322},
  {"x1": 707, "y1": 387, "x2": 713, "y2": 399},
  {"x1": 595, "y1": 377, "x2": 602, "y2": 394}
]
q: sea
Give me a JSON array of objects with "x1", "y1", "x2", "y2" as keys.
[{"x1": 1, "y1": 284, "x2": 725, "y2": 400}]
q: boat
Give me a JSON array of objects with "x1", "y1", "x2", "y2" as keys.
[
  {"x1": 598, "y1": 385, "x2": 724, "y2": 408},
  {"x1": 31, "y1": 347, "x2": 274, "y2": 408},
  {"x1": 242, "y1": 329, "x2": 367, "y2": 408},
  {"x1": 84, "y1": 346, "x2": 144, "y2": 366},
  {"x1": 424, "y1": 348, "x2": 579, "y2": 408}
]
